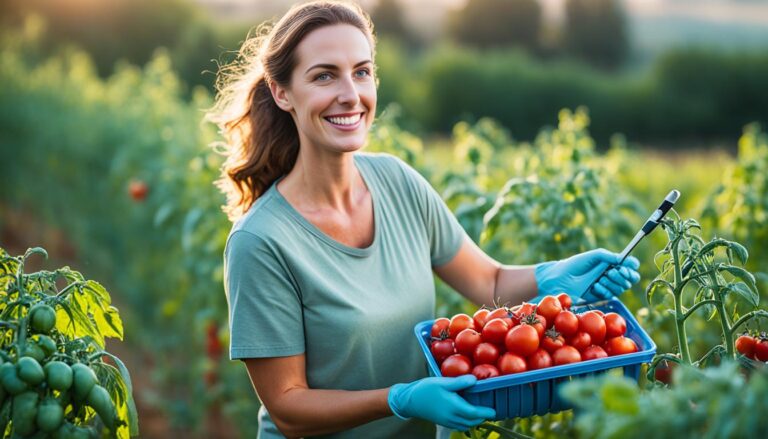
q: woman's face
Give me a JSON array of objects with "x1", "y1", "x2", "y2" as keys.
[{"x1": 271, "y1": 24, "x2": 376, "y2": 155}]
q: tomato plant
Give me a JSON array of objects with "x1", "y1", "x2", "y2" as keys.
[{"x1": 0, "y1": 246, "x2": 138, "y2": 438}]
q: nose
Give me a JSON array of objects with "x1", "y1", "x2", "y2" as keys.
[{"x1": 336, "y1": 76, "x2": 360, "y2": 107}]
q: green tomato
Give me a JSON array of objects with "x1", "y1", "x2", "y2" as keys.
[
  {"x1": 44, "y1": 361, "x2": 73, "y2": 391},
  {"x1": 0, "y1": 362, "x2": 28, "y2": 395},
  {"x1": 29, "y1": 304, "x2": 57, "y2": 334},
  {"x1": 17, "y1": 356, "x2": 45, "y2": 386},
  {"x1": 21, "y1": 343, "x2": 46, "y2": 362},
  {"x1": 12, "y1": 391, "x2": 39, "y2": 436},
  {"x1": 71, "y1": 363, "x2": 97, "y2": 401},
  {"x1": 52, "y1": 421, "x2": 94, "y2": 439},
  {"x1": 86, "y1": 385, "x2": 116, "y2": 430},
  {"x1": 36, "y1": 397, "x2": 64, "y2": 433},
  {"x1": 36, "y1": 335, "x2": 58, "y2": 357}
]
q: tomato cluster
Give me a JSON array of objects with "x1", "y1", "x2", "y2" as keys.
[
  {"x1": 430, "y1": 294, "x2": 639, "y2": 379},
  {"x1": 735, "y1": 333, "x2": 768, "y2": 362}
]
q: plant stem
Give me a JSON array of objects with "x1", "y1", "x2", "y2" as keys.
[
  {"x1": 672, "y1": 239, "x2": 692, "y2": 364},
  {"x1": 708, "y1": 271, "x2": 735, "y2": 359},
  {"x1": 732, "y1": 309, "x2": 768, "y2": 333}
]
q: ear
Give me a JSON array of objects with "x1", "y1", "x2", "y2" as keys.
[{"x1": 269, "y1": 80, "x2": 293, "y2": 112}]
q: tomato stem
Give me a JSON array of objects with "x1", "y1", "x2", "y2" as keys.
[{"x1": 671, "y1": 239, "x2": 692, "y2": 364}]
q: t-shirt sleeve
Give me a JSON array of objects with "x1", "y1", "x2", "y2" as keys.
[
  {"x1": 391, "y1": 156, "x2": 467, "y2": 266},
  {"x1": 223, "y1": 230, "x2": 304, "y2": 360}
]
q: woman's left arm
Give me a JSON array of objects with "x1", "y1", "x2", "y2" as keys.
[{"x1": 433, "y1": 235, "x2": 538, "y2": 308}]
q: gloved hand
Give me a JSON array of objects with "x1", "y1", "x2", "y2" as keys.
[
  {"x1": 535, "y1": 249, "x2": 640, "y2": 302},
  {"x1": 388, "y1": 375, "x2": 495, "y2": 431}
]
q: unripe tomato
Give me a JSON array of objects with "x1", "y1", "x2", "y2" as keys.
[
  {"x1": 44, "y1": 361, "x2": 73, "y2": 391},
  {"x1": 505, "y1": 324, "x2": 539, "y2": 357},
  {"x1": 552, "y1": 346, "x2": 582, "y2": 365},
  {"x1": 36, "y1": 335, "x2": 57, "y2": 357},
  {"x1": 448, "y1": 314, "x2": 475, "y2": 339},
  {"x1": 536, "y1": 296, "x2": 562, "y2": 325},
  {"x1": 441, "y1": 354, "x2": 472, "y2": 377},
  {"x1": 455, "y1": 329, "x2": 483, "y2": 356},
  {"x1": 29, "y1": 304, "x2": 56, "y2": 334},
  {"x1": 554, "y1": 311, "x2": 579, "y2": 337},
  {"x1": 16, "y1": 356, "x2": 45, "y2": 386},
  {"x1": 431, "y1": 318, "x2": 450, "y2": 339},
  {"x1": 481, "y1": 318, "x2": 509, "y2": 345},
  {"x1": 0, "y1": 363, "x2": 28, "y2": 395},
  {"x1": 497, "y1": 353, "x2": 527, "y2": 375},
  {"x1": 472, "y1": 364, "x2": 500, "y2": 380},
  {"x1": 604, "y1": 313, "x2": 627, "y2": 338},
  {"x1": 735, "y1": 334, "x2": 756, "y2": 358},
  {"x1": 37, "y1": 397, "x2": 64, "y2": 433},
  {"x1": 12, "y1": 391, "x2": 39, "y2": 436},
  {"x1": 86, "y1": 385, "x2": 117, "y2": 430},
  {"x1": 72, "y1": 363, "x2": 98, "y2": 401},
  {"x1": 473, "y1": 342, "x2": 500, "y2": 366}
]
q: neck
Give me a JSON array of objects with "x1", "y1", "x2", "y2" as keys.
[{"x1": 280, "y1": 149, "x2": 363, "y2": 213}]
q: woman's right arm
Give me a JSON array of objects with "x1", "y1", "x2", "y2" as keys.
[
  {"x1": 243, "y1": 354, "x2": 391, "y2": 438},
  {"x1": 243, "y1": 353, "x2": 496, "y2": 437}
]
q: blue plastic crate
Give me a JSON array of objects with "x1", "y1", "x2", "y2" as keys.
[{"x1": 414, "y1": 297, "x2": 656, "y2": 420}]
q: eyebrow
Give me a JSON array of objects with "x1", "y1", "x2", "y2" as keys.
[{"x1": 305, "y1": 60, "x2": 372, "y2": 74}]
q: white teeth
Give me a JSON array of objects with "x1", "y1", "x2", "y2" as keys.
[{"x1": 326, "y1": 113, "x2": 361, "y2": 126}]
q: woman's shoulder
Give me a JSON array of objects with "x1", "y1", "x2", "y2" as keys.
[
  {"x1": 225, "y1": 189, "x2": 287, "y2": 254},
  {"x1": 355, "y1": 151, "x2": 415, "y2": 183}
]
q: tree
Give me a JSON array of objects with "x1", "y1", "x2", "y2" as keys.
[
  {"x1": 370, "y1": 0, "x2": 408, "y2": 38},
  {"x1": 448, "y1": 0, "x2": 542, "y2": 51},
  {"x1": 564, "y1": 0, "x2": 628, "y2": 69}
]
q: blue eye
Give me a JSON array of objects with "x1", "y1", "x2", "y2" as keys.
[
  {"x1": 315, "y1": 72, "x2": 332, "y2": 81},
  {"x1": 355, "y1": 68, "x2": 371, "y2": 78}
]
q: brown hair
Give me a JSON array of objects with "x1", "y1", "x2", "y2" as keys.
[{"x1": 207, "y1": 1, "x2": 376, "y2": 222}]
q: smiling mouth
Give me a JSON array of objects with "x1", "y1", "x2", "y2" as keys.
[{"x1": 324, "y1": 113, "x2": 363, "y2": 126}]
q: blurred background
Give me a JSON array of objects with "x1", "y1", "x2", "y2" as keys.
[{"x1": 1, "y1": 0, "x2": 767, "y2": 437}]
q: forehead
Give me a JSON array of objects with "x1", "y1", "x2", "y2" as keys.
[{"x1": 294, "y1": 24, "x2": 372, "y2": 69}]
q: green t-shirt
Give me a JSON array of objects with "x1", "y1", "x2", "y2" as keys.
[{"x1": 223, "y1": 152, "x2": 466, "y2": 438}]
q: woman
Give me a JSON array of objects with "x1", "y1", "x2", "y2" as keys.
[{"x1": 209, "y1": 1, "x2": 640, "y2": 438}]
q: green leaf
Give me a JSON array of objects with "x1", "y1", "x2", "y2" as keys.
[
  {"x1": 92, "y1": 305, "x2": 124, "y2": 340},
  {"x1": 103, "y1": 353, "x2": 139, "y2": 437},
  {"x1": 719, "y1": 265, "x2": 758, "y2": 297},
  {"x1": 727, "y1": 282, "x2": 759, "y2": 308},
  {"x1": 182, "y1": 208, "x2": 204, "y2": 251},
  {"x1": 646, "y1": 279, "x2": 674, "y2": 305}
]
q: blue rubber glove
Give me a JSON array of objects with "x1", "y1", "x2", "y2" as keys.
[
  {"x1": 388, "y1": 375, "x2": 495, "y2": 431},
  {"x1": 534, "y1": 249, "x2": 641, "y2": 302}
]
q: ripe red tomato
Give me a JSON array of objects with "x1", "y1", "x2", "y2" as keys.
[
  {"x1": 604, "y1": 336, "x2": 638, "y2": 356},
  {"x1": 537, "y1": 296, "x2": 562, "y2": 325},
  {"x1": 473, "y1": 342, "x2": 500, "y2": 365},
  {"x1": 552, "y1": 346, "x2": 582, "y2": 365},
  {"x1": 128, "y1": 180, "x2": 149, "y2": 201},
  {"x1": 472, "y1": 364, "x2": 500, "y2": 380},
  {"x1": 486, "y1": 308, "x2": 514, "y2": 327},
  {"x1": 441, "y1": 354, "x2": 472, "y2": 377},
  {"x1": 505, "y1": 324, "x2": 539, "y2": 357},
  {"x1": 754, "y1": 339, "x2": 768, "y2": 362},
  {"x1": 473, "y1": 308, "x2": 491, "y2": 330},
  {"x1": 431, "y1": 318, "x2": 450, "y2": 338},
  {"x1": 481, "y1": 318, "x2": 510, "y2": 345},
  {"x1": 735, "y1": 334, "x2": 756, "y2": 358},
  {"x1": 568, "y1": 331, "x2": 592, "y2": 352},
  {"x1": 497, "y1": 353, "x2": 527, "y2": 375},
  {"x1": 449, "y1": 314, "x2": 475, "y2": 339},
  {"x1": 591, "y1": 310, "x2": 605, "y2": 317},
  {"x1": 455, "y1": 329, "x2": 483, "y2": 356},
  {"x1": 579, "y1": 312, "x2": 607, "y2": 345},
  {"x1": 527, "y1": 348, "x2": 553, "y2": 370},
  {"x1": 431, "y1": 339, "x2": 455, "y2": 363},
  {"x1": 513, "y1": 302, "x2": 537, "y2": 325},
  {"x1": 654, "y1": 360, "x2": 675, "y2": 385},
  {"x1": 604, "y1": 313, "x2": 627, "y2": 338},
  {"x1": 581, "y1": 345, "x2": 608, "y2": 361},
  {"x1": 554, "y1": 311, "x2": 579, "y2": 337},
  {"x1": 557, "y1": 293, "x2": 572, "y2": 310},
  {"x1": 541, "y1": 330, "x2": 565, "y2": 354},
  {"x1": 522, "y1": 314, "x2": 547, "y2": 338}
]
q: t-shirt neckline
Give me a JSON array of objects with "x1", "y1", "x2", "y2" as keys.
[{"x1": 269, "y1": 154, "x2": 380, "y2": 258}]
